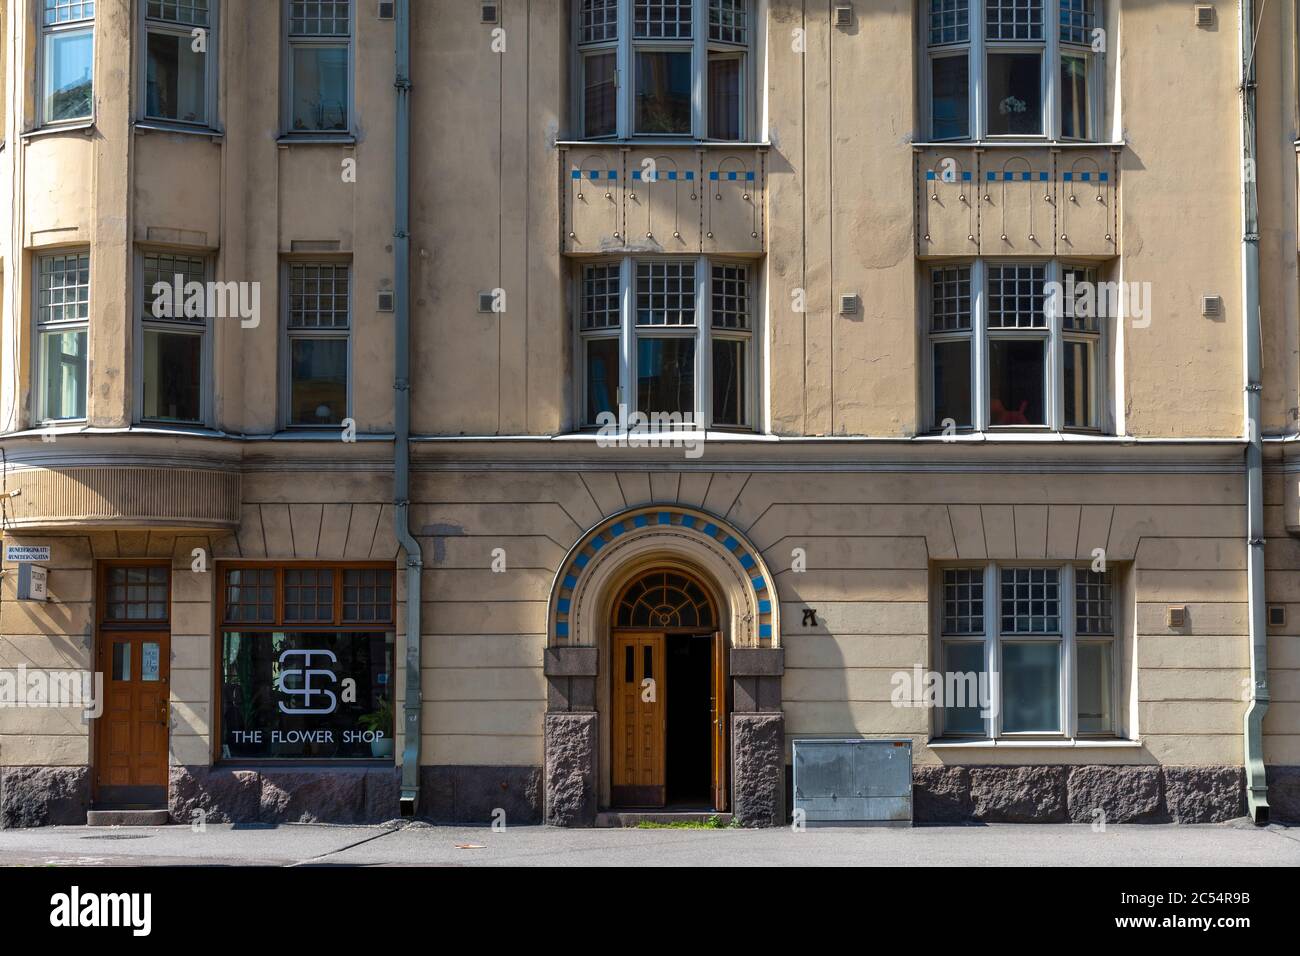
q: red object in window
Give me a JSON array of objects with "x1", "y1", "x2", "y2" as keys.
[{"x1": 991, "y1": 399, "x2": 1030, "y2": 426}]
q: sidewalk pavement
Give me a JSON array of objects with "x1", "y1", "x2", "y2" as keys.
[{"x1": 1, "y1": 819, "x2": 1298, "y2": 867}]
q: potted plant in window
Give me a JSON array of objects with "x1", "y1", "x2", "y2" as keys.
[{"x1": 359, "y1": 696, "x2": 394, "y2": 759}]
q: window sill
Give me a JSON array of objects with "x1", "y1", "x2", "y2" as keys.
[
  {"x1": 276, "y1": 133, "x2": 357, "y2": 146},
  {"x1": 133, "y1": 119, "x2": 224, "y2": 140},
  {"x1": 22, "y1": 120, "x2": 95, "y2": 141},
  {"x1": 928, "y1": 738, "x2": 1142, "y2": 750},
  {"x1": 557, "y1": 138, "x2": 770, "y2": 150},
  {"x1": 551, "y1": 429, "x2": 776, "y2": 443},
  {"x1": 911, "y1": 140, "x2": 1123, "y2": 150}
]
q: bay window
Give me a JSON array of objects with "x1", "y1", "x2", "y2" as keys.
[
  {"x1": 924, "y1": 0, "x2": 1101, "y2": 141},
  {"x1": 578, "y1": 256, "x2": 754, "y2": 429},
  {"x1": 142, "y1": 0, "x2": 216, "y2": 127},
  {"x1": 937, "y1": 563, "x2": 1118, "y2": 739},
  {"x1": 926, "y1": 260, "x2": 1107, "y2": 432},
  {"x1": 575, "y1": 0, "x2": 751, "y2": 140},
  {"x1": 40, "y1": 0, "x2": 95, "y2": 125},
  {"x1": 138, "y1": 251, "x2": 209, "y2": 425},
  {"x1": 35, "y1": 251, "x2": 90, "y2": 422}
]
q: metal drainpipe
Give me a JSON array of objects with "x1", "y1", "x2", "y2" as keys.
[
  {"x1": 1239, "y1": 0, "x2": 1269, "y2": 824},
  {"x1": 394, "y1": 0, "x2": 423, "y2": 816}
]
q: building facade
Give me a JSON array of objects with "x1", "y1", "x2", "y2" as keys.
[{"x1": 0, "y1": 0, "x2": 1298, "y2": 827}]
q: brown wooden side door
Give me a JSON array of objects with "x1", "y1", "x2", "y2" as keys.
[
  {"x1": 711, "y1": 632, "x2": 728, "y2": 812},
  {"x1": 611, "y1": 632, "x2": 666, "y2": 807},
  {"x1": 97, "y1": 632, "x2": 170, "y2": 799}
]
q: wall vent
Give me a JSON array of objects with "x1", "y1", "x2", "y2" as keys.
[
  {"x1": 1201, "y1": 295, "x2": 1222, "y2": 317},
  {"x1": 481, "y1": 3, "x2": 499, "y2": 24},
  {"x1": 1167, "y1": 606, "x2": 1188, "y2": 628},
  {"x1": 833, "y1": 5, "x2": 853, "y2": 27},
  {"x1": 793, "y1": 739, "x2": 912, "y2": 824},
  {"x1": 477, "y1": 291, "x2": 498, "y2": 313},
  {"x1": 376, "y1": 1, "x2": 394, "y2": 20},
  {"x1": 1194, "y1": 4, "x2": 1214, "y2": 27},
  {"x1": 377, "y1": 291, "x2": 395, "y2": 312},
  {"x1": 839, "y1": 293, "x2": 859, "y2": 315},
  {"x1": 1269, "y1": 606, "x2": 1287, "y2": 628}
]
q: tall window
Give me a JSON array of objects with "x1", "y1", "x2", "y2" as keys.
[
  {"x1": 218, "y1": 564, "x2": 395, "y2": 761},
  {"x1": 925, "y1": 0, "x2": 1100, "y2": 140},
  {"x1": 927, "y1": 260, "x2": 1106, "y2": 432},
  {"x1": 139, "y1": 252, "x2": 208, "y2": 424},
  {"x1": 35, "y1": 251, "x2": 90, "y2": 422},
  {"x1": 142, "y1": 0, "x2": 216, "y2": 127},
  {"x1": 578, "y1": 256, "x2": 754, "y2": 428},
  {"x1": 40, "y1": 1, "x2": 95, "y2": 125},
  {"x1": 283, "y1": 0, "x2": 352, "y2": 135},
  {"x1": 575, "y1": 0, "x2": 751, "y2": 140},
  {"x1": 284, "y1": 261, "x2": 350, "y2": 427},
  {"x1": 937, "y1": 564, "x2": 1117, "y2": 738}
]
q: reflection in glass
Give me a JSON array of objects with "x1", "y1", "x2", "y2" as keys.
[
  {"x1": 44, "y1": 28, "x2": 94, "y2": 122},
  {"x1": 585, "y1": 337, "x2": 618, "y2": 424},
  {"x1": 584, "y1": 51, "x2": 617, "y2": 138},
  {"x1": 931, "y1": 54, "x2": 969, "y2": 139},
  {"x1": 988, "y1": 338, "x2": 1045, "y2": 425},
  {"x1": 944, "y1": 642, "x2": 986, "y2": 734},
  {"x1": 708, "y1": 55, "x2": 741, "y2": 140},
  {"x1": 146, "y1": 30, "x2": 206, "y2": 122},
  {"x1": 289, "y1": 338, "x2": 347, "y2": 425},
  {"x1": 637, "y1": 337, "x2": 695, "y2": 416},
  {"x1": 1077, "y1": 642, "x2": 1112, "y2": 733},
  {"x1": 635, "y1": 51, "x2": 691, "y2": 134},
  {"x1": 933, "y1": 339, "x2": 971, "y2": 428},
  {"x1": 143, "y1": 328, "x2": 202, "y2": 422},
  {"x1": 292, "y1": 46, "x2": 348, "y2": 131},
  {"x1": 1001, "y1": 642, "x2": 1061, "y2": 732},
  {"x1": 712, "y1": 338, "x2": 746, "y2": 426},
  {"x1": 1060, "y1": 54, "x2": 1090, "y2": 139},
  {"x1": 40, "y1": 329, "x2": 88, "y2": 420},
  {"x1": 986, "y1": 52, "x2": 1042, "y2": 135}
]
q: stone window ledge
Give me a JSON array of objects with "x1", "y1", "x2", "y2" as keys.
[{"x1": 928, "y1": 738, "x2": 1143, "y2": 750}]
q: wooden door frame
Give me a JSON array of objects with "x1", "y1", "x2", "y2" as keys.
[{"x1": 93, "y1": 560, "x2": 172, "y2": 806}]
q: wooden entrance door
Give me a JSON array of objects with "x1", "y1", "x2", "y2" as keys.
[
  {"x1": 711, "y1": 632, "x2": 727, "y2": 811},
  {"x1": 96, "y1": 631, "x2": 170, "y2": 803},
  {"x1": 612, "y1": 633, "x2": 666, "y2": 807}
]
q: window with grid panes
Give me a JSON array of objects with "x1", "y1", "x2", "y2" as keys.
[
  {"x1": 285, "y1": 262, "x2": 351, "y2": 426},
  {"x1": 924, "y1": 0, "x2": 1101, "y2": 140},
  {"x1": 36, "y1": 252, "x2": 91, "y2": 421},
  {"x1": 936, "y1": 564, "x2": 1118, "y2": 738},
  {"x1": 926, "y1": 260, "x2": 1106, "y2": 433},
  {"x1": 105, "y1": 566, "x2": 170, "y2": 622},
  {"x1": 143, "y1": 0, "x2": 214, "y2": 125},
  {"x1": 41, "y1": 0, "x2": 95, "y2": 125},
  {"x1": 574, "y1": 0, "x2": 751, "y2": 140},
  {"x1": 140, "y1": 252, "x2": 207, "y2": 423},
  {"x1": 285, "y1": 0, "x2": 352, "y2": 134},
  {"x1": 219, "y1": 564, "x2": 395, "y2": 760},
  {"x1": 578, "y1": 256, "x2": 754, "y2": 428}
]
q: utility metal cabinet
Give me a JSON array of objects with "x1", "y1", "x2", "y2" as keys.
[{"x1": 793, "y1": 739, "x2": 913, "y2": 825}]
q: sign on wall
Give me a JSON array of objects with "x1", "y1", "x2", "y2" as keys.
[
  {"x1": 5, "y1": 544, "x2": 51, "y2": 563},
  {"x1": 17, "y1": 564, "x2": 48, "y2": 602}
]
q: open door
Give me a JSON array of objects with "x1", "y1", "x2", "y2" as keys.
[
  {"x1": 711, "y1": 632, "x2": 727, "y2": 812},
  {"x1": 612, "y1": 633, "x2": 666, "y2": 807}
]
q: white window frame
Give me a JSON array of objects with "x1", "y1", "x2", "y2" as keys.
[
  {"x1": 37, "y1": 0, "x2": 96, "y2": 128},
  {"x1": 572, "y1": 0, "x2": 755, "y2": 141},
  {"x1": 280, "y1": 0, "x2": 355, "y2": 139},
  {"x1": 138, "y1": 0, "x2": 219, "y2": 129},
  {"x1": 574, "y1": 254, "x2": 757, "y2": 430},
  {"x1": 134, "y1": 249, "x2": 214, "y2": 427},
  {"x1": 280, "y1": 259, "x2": 353, "y2": 430},
  {"x1": 923, "y1": 258, "x2": 1110, "y2": 433},
  {"x1": 934, "y1": 562, "x2": 1120, "y2": 740},
  {"x1": 921, "y1": 0, "x2": 1103, "y2": 142},
  {"x1": 32, "y1": 249, "x2": 91, "y2": 424}
]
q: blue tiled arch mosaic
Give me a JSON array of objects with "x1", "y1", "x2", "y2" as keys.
[{"x1": 551, "y1": 506, "x2": 776, "y2": 646}]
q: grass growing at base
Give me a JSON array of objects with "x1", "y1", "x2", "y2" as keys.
[{"x1": 635, "y1": 814, "x2": 736, "y2": 830}]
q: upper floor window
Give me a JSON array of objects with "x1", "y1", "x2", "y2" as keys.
[
  {"x1": 575, "y1": 0, "x2": 752, "y2": 140},
  {"x1": 926, "y1": 260, "x2": 1107, "y2": 433},
  {"x1": 283, "y1": 0, "x2": 353, "y2": 136},
  {"x1": 282, "y1": 260, "x2": 351, "y2": 427},
  {"x1": 138, "y1": 251, "x2": 210, "y2": 425},
  {"x1": 925, "y1": 0, "x2": 1101, "y2": 141},
  {"x1": 936, "y1": 564, "x2": 1118, "y2": 739},
  {"x1": 35, "y1": 251, "x2": 90, "y2": 422},
  {"x1": 142, "y1": 0, "x2": 217, "y2": 127},
  {"x1": 40, "y1": 1, "x2": 95, "y2": 125},
  {"x1": 577, "y1": 256, "x2": 754, "y2": 429}
]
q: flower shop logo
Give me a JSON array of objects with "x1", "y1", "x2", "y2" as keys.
[
  {"x1": 151, "y1": 274, "x2": 261, "y2": 328},
  {"x1": 595, "y1": 404, "x2": 704, "y2": 459},
  {"x1": 890, "y1": 666, "x2": 1000, "y2": 719},
  {"x1": 0, "y1": 666, "x2": 102, "y2": 719},
  {"x1": 277, "y1": 649, "x2": 339, "y2": 716}
]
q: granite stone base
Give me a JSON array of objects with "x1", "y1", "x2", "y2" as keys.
[
  {"x1": 1267, "y1": 766, "x2": 1300, "y2": 823},
  {"x1": 0, "y1": 766, "x2": 91, "y2": 828},
  {"x1": 416, "y1": 765, "x2": 542, "y2": 825},
  {"x1": 732, "y1": 713, "x2": 785, "y2": 827},
  {"x1": 169, "y1": 765, "x2": 402, "y2": 825},
  {"x1": 544, "y1": 713, "x2": 598, "y2": 827},
  {"x1": 914, "y1": 765, "x2": 1250, "y2": 824}
]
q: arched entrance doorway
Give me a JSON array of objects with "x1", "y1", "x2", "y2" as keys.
[{"x1": 609, "y1": 569, "x2": 727, "y2": 810}]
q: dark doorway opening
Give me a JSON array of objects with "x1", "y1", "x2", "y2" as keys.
[{"x1": 666, "y1": 633, "x2": 713, "y2": 807}]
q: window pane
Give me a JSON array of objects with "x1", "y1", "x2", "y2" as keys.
[
  {"x1": 290, "y1": 0, "x2": 352, "y2": 36},
  {"x1": 931, "y1": 266, "x2": 972, "y2": 331},
  {"x1": 711, "y1": 264, "x2": 749, "y2": 329},
  {"x1": 933, "y1": 340, "x2": 972, "y2": 428},
  {"x1": 1000, "y1": 567, "x2": 1060, "y2": 633},
  {"x1": 709, "y1": 0, "x2": 748, "y2": 44},
  {"x1": 986, "y1": 0, "x2": 1043, "y2": 40},
  {"x1": 586, "y1": 337, "x2": 619, "y2": 424},
  {"x1": 44, "y1": 28, "x2": 94, "y2": 122},
  {"x1": 708, "y1": 55, "x2": 741, "y2": 140},
  {"x1": 987, "y1": 264, "x2": 1046, "y2": 328},
  {"x1": 931, "y1": 54, "x2": 970, "y2": 140},
  {"x1": 1075, "y1": 569, "x2": 1113, "y2": 635},
  {"x1": 342, "y1": 569, "x2": 394, "y2": 623},
  {"x1": 146, "y1": 29, "x2": 207, "y2": 122},
  {"x1": 943, "y1": 568, "x2": 985, "y2": 634},
  {"x1": 712, "y1": 338, "x2": 746, "y2": 426},
  {"x1": 46, "y1": 0, "x2": 95, "y2": 24},
  {"x1": 40, "y1": 329, "x2": 88, "y2": 420},
  {"x1": 1002, "y1": 642, "x2": 1061, "y2": 732},
  {"x1": 290, "y1": 338, "x2": 348, "y2": 425},
  {"x1": 1063, "y1": 337, "x2": 1095, "y2": 429},
  {"x1": 111, "y1": 642, "x2": 131, "y2": 681},
  {"x1": 1060, "y1": 54, "x2": 1090, "y2": 139},
  {"x1": 584, "y1": 51, "x2": 617, "y2": 138},
  {"x1": 291, "y1": 45, "x2": 348, "y2": 131},
  {"x1": 635, "y1": 51, "x2": 692, "y2": 135},
  {"x1": 581, "y1": 0, "x2": 619, "y2": 43},
  {"x1": 929, "y1": 0, "x2": 970, "y2": 45},
  {"x1": 142, "y1": 642, "x2": 162, "y2": 681},
  {"x1": 986, "y1": 51, "x2": 1042, "y2": 136},
  {"x1": 143, "y1": 328, "x2": 202, "y2": 422},
  {"x1": 147, "y1": 0, "x2": 210, "y2": 27},
  {"x1": 1060, "y1": 0, "x2": 1096, "y2": 45},
  {"x1": 1076, "y1": 642, "x2": 1112, "y2": 733},
  {"x1": 225, "y1": 568, "x2": 276, "y2": 623},
  {"x1": 988, "y1": 339, "x2": 1045, "y2": 425},
  {"x1": 39, "y1": 253, "x2": 91, "y2": 323},
  {"x1": 636, "y1": 260, "x2": 695, "y2": 325},
  {"x1": 635, "y1": 0, "x2": 693, "y2": 39},
  {"x1": 289, "y1": 263, "x2": 350, "y2": 328},
  {"x1": 283, "y1": 568, "x2": 335, "y2": 622},
  {"x1": 582, "y1": 264, "x2": 621, "y2": 329},
  {"x1": 944, "y1": 642, "x2": 986, "y2": 734},
  {"x1": 144, "y1": 252, "x2": 206, "y2": 323},
  {"x1": 1060, "y1": 266, "x2": 1099, "y2": 331},
  {"x1": 637, "y1": 337, "x2": 695, "y2": 416}
]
